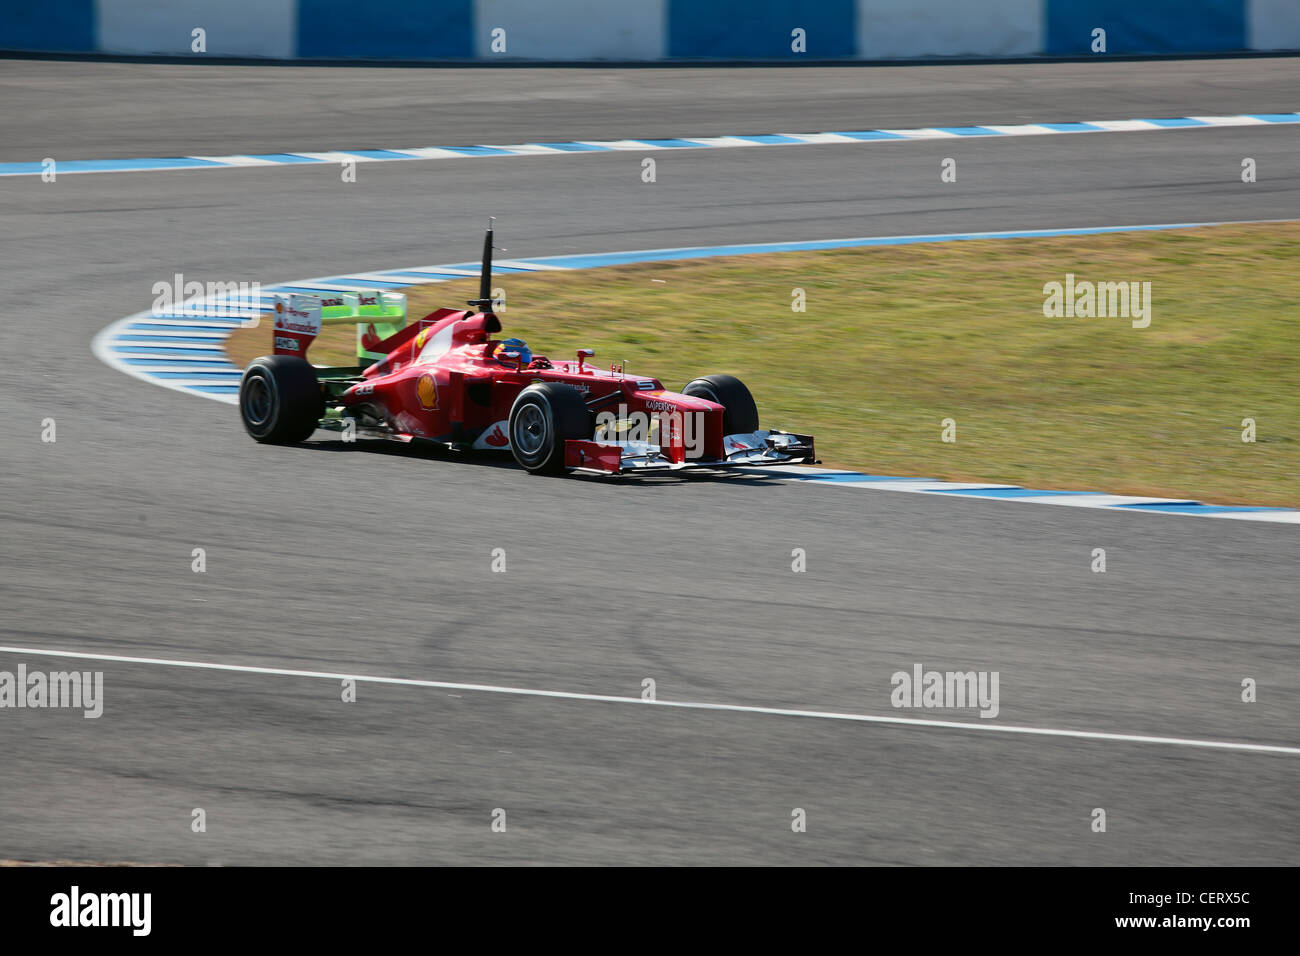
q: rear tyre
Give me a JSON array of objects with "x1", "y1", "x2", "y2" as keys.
[
  {"x1": 683, "y1": 373, "x2": 759, "y2": 434},
  {"x1": 509, "y1": 383, "x2": 591, "y2": 475},
  {"x1": 239, "y1": 355, "x2": 324, "y2": 444}
]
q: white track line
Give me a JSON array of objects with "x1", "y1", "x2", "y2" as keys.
[
  {"x1": 8, "y1": 115, "x2": 1300, "y2": 179},
  {"x1": 291, "y1": 151, "x2": 387, "y2": 163},
  {"x1": 981, "y1": 124, "x2": 1060, "y2": 136},
  {"x1": 1205, "y1": 510, "x2": 1300, "y2": 523},
  {"x1": 575, "y1": 139, "x2": 665, "y2": 151},
  {"x1": 1086, "y1": 119, "x2": 1165, "y2": 132},
  {"x1": 492, "y1": 260, "x2": 571, "y2": 271},
  {"x1": 479, "y1": 144, "x2": 568, "y2": 155},
  {"x1": 680, "y1": 135, "x2": 763, "y2": 148},
  {"x1": 385, "y1": 147, "x2": 472, "y2": 160},
  {"x1": 2, "y1": 645, "x2": 1295, "y2": 756},
  {"x1": 186, "y1": 155, "x2": 282, "y2": 167},
  {"x1": 776, "y1": 132, "x2": 864, "y2": 144},
  {"x1": 385, "y1": 265, "x2": 482, "y2": 277},
  {"x1": 114, "y1": 329, "x2": 230, "y2": 339},
  {"x1": 878, "y1": 127, "x2": 961, "y2": 138},
  {"x1": 1185, "y1": 115, "x2": 1269, "y2": 127},
  {"x1": 271, "y1": 280, "x2": 397, "y2": 293}
]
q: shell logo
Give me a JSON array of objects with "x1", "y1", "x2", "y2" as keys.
[
  {"x1": 275, "y1": 301, "x2": 284, "y2": 313},
  {"x1": 417, "y1": 373, "x2": 439, "y2": 410}
]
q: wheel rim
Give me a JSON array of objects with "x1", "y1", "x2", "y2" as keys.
[
  {"x1": 242, "y1": 375, "x2": 273, "y2": 427},
  {"x1": 513, "y1": 404, "x2": 548, "y2": 455}
]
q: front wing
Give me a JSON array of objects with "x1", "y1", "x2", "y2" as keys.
[{"x1": 564, "y1": 429, "x2": 817, "y2": 475}]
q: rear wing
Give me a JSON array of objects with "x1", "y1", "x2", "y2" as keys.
[{"x1": 270, "y1": 290, "x2": 407, "y2": 366}]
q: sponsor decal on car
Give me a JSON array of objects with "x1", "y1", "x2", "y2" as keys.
[
  {"x1": 472, "y1": 421, "x2": 511, "y2": 450},
  {"x1": 272, "y1": 295, "x2": 322, "y2": 334},
  {"x1": 417, "y1": 373, "x2": 439, "y2": 410},
  {"x1": 273, "y1": 336, "x2": 299, "y2": 352}
]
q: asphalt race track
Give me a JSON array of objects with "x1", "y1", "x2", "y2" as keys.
[{"x1": 1, "y1": 59, "x2": 1297, "y2": 865}]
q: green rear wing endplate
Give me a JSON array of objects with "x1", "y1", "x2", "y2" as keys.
[{"x1": 318, "y1": 290, "x2": 407, "y2": 366}]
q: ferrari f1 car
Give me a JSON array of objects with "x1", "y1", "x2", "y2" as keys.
[{"x1": 238, "y1": 225, "x2": 816, "y2": 475}]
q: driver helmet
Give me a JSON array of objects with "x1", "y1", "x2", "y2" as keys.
[{"x1": 494, "y1": 337, "x2": 532, "y2": 365}]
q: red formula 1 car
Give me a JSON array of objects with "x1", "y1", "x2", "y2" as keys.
[{"x1": 238, "y1": 226, "x2": 816, "y2": 475}]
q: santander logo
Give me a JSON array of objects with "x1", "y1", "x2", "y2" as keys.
[
  {"x1": 275, "y1": 314, "x2": 316, "y2": 333},
  {"x1": 485, "y1": 424, "x2": 508, "y2": 447}
]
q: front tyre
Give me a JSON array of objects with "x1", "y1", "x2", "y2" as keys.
[
  {"x1": 239, "y1": 355, "x2": 324, "y2": 444},
  {"x1": 508, "y1": 383, "x2": 591, "y2": 475},
  {"x1": 683, "y1": 373, "x2": 759, "y2": 435}
]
